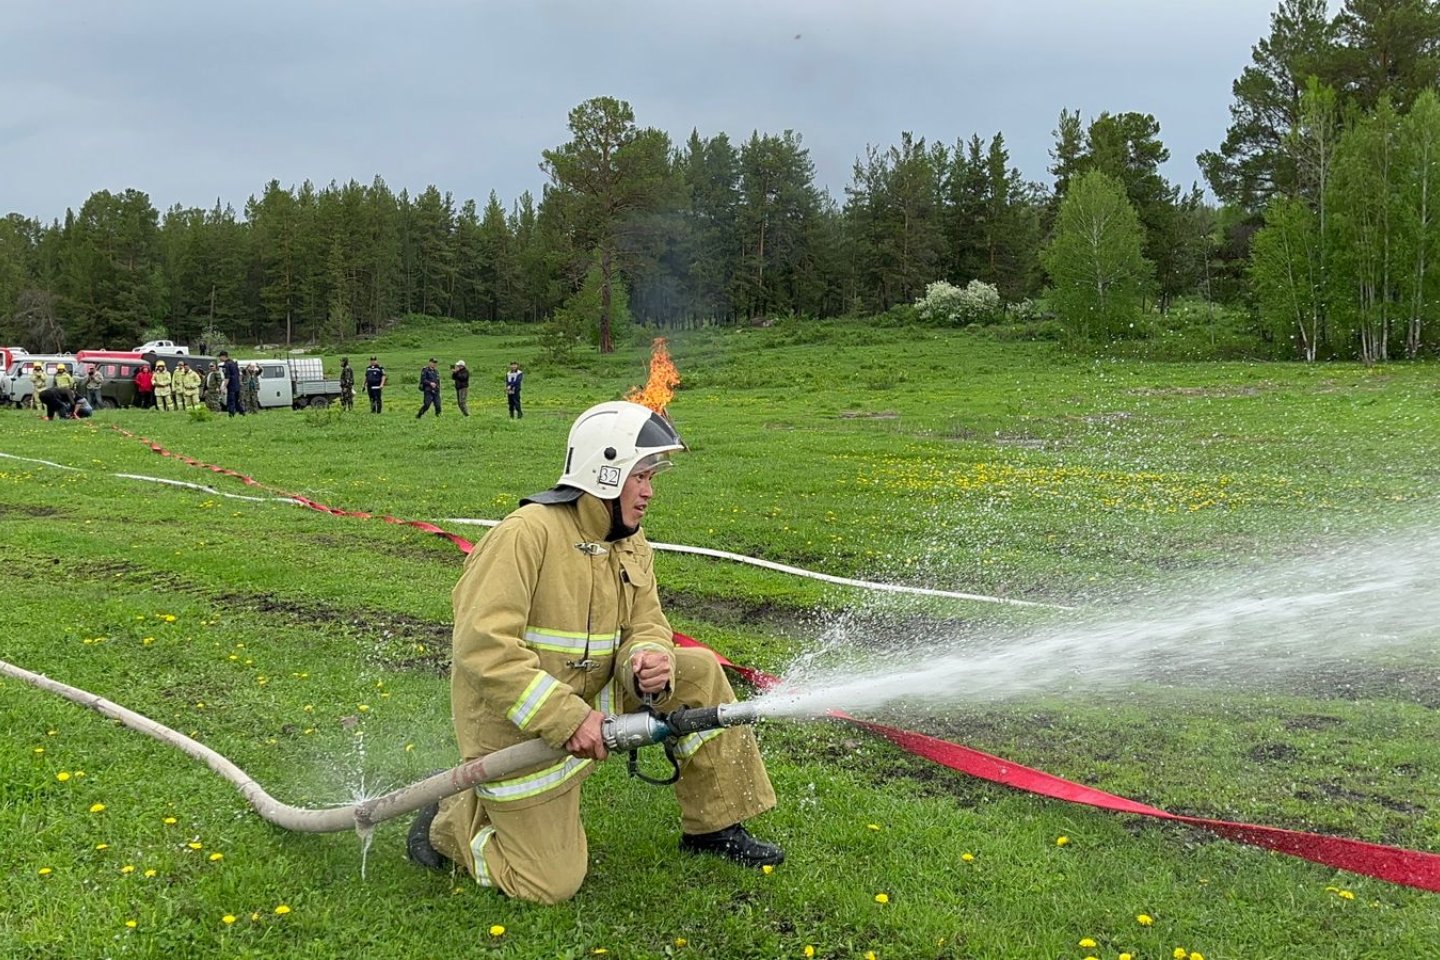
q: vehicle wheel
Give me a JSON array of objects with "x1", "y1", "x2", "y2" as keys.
[
  {"x1": 308, "y1": 396, "x2": 330, "y2": 409},
  {"x1": 103, "y1": 399, "x2": 119, "y2": 410}
]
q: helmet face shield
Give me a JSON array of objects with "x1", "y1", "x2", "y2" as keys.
[{"x1": 631, "y1": 453, "x2": 674, "y2": 478}]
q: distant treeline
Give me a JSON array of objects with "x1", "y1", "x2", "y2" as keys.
[{"x1": 3, "y1": 0, "x2": 1439, "y2": 362}]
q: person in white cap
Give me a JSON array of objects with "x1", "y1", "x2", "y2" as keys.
[{"x1": 451, "y1": 360, "x2": 470, "y2": 417}]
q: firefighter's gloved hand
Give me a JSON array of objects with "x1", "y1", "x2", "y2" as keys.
[{"x1": 630, "y1": 650, "x2": 673, "y2": 698}]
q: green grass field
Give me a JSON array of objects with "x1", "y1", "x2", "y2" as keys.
[{"x1": 2, "y1": 318, "x2": 1438, "y2": 959}]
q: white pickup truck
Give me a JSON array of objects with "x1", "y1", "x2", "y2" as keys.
[
  {"x1": 135, "y1": 339, "x2": 189, "y2": 355},
  {"x1": 240, "y1": 357, "x2": 344, "y2": 409}
]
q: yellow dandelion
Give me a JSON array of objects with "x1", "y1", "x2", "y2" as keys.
[
  {"x1": 357, "y1": 704, "x2": 370, "y2": 712},
  {"x1": 274, "y1": 904, "x2": 291, "y2": 915},
  {"x1": 489, "y1": 925, "x2": 506, "y2": 937},
  {"x1": 404, "y1": 743, "x2": 414, "y2": 752},
  {"x1": 762, "y1": 864, "x2": 774, "y2": 875},
  {"x1": 121, "y1": 864, "x2": 135, "y2": 874},
  {"x1": 125, "y1": 920, "x2": 137, "y2": 929},
  {"x1": 250, "y1": 912, "x2": 259, "y2": 921},
  {"x1": 867, "y1": 823, "x2": 881, "y2": 831},
  {"x1": 38, "y1": 867, "x2": 53, "y2": 876},
  {"x1": 223, "y1": 915, "x2": 236, "y2": 925},
  {"x1": 33, "y1": 746, "x2": 44, "y2": 754},
  {"x1": 1079, "y1": 938, "x2": 1097, "y2": 948},
  {"x1": 874, "y1": 892, "x2": 890, "y2": 904},
  {"x1": 188, "y1": 842, "x2": 204, "y2": 850},
  {"x1": 142, "y1": 638, "x2": 154, "y2": 646},
  {"x1": 95, "y1": 843, "x2": 109, "y2": 851},
  {"x1": 1190, "y1": 953, "x2": 1205, "y2": 960},
  {"x1": 674, "y1": 938, "x2": 688, "y2": 948},
  {"x1": 804, "y1": 947, "x2": 816, "y2": 959},
  {"x1": 144, "y1": 869, "x2": 156, "y2": 878},
  {"x1": 164, "y1": 615, "x2": 176, "y2": 622},
  {"x1": 1338, "y1": 890, "x2": 1355, "y2": 900},
  {"x1": 208, "y1": 852, "x2": 224, "y2": 862},
  {"x1": 89, "y1": 803, "x2": 106, "y2": 813},
  {"x1": 592, "y1": 950, "x2": 608, "y2": 956},
  {"x1": 865, "y1": 953, "x2": 877, "y2": 960},
  {"x1": 1121, "y1": 954, "x2": 1133, "y2": 960},
  {"x1": 961, "y1": 852, "x2": 975, "y2": 862},
  {"x1": 1055, "y1": 835, "x2": 1070, "y2": 846},
  {"x1": 56, "y1": 771, "x2": 71, "y2": 782},
  {"x1": 1174, "y1": 949, "x2": 1188, "y2": 960},
  {"x1": 163, "y1": 817, "x2": 177, "y2": 825},
  {"x1": 1137, "y1": 914, "x2": 1154, "y2": 926}
]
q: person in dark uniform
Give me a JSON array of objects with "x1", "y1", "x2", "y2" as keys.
[
  {"x1": 505, "y1": 361, "x2": 523, "y2": 419},
  {"x1": 365, "y1": 357, "x2": 386, "y2": 413},
  {"x1": 417, "y1": 358, "x2": 441, "y2": 418},
  {"x1": 220, "y1": 351, "x2": 244, "y2": 417}
]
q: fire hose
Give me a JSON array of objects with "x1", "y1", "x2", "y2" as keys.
[{"x1": 0, "y1": 658, "x2": 757, "y2": 835}]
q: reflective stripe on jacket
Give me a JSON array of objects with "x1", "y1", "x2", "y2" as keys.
[{"x1": 449, "y1": 492, "x2": 676, "y2": 804}]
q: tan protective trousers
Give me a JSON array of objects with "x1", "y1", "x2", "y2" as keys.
[{"x1": 430, "y1": 647, "x2": 776, "y2": 904}]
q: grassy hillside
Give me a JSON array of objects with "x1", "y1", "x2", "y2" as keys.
[{"x1": 2, "y1": 319, "x2": 1437, "y2": 959}]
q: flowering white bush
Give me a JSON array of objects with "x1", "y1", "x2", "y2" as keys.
[{"x1": 914, "y1": 279, "x2": 1001, "y2": 326}]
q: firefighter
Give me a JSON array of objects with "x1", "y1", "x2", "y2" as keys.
[
  {"x1": 152, "y1": 361, "x2": 173, "y2": 411},
  {"x1": 172, "y1": 362, "x2": 189, "y2": 410},
  {"x1": 180, "y1": 362, "x2": 203, "y2": 410},
  {"x1": 412, "y1": 401, "x2": 781, "y2": 904},
  {"x1": 29, "y1": 362, "x2": 48, "y2": 416}
]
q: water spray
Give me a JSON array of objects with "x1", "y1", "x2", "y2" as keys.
[{"x1": 0, "y1": 658, "x2": 759, "y2": 835}]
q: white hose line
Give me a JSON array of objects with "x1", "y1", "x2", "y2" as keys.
[
  {"x1": 113, "y1": 473, "x2": 293, "y2": 504},
  {"x1": 1, "y1": 446, "x2": 1070, "y2": 610},
  {"x1": 0, "y1": 451, "x2": 83, "y2": 471},
  {"x1": 444, "y1": 518, "x2": 1073, "y2": 610},
  {"x1": 0, "y1": 658, "x2": 561, "y2": 833}
]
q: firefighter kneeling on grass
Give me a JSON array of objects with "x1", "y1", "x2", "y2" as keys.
[{"x1": 408, "y1": 401, "x2": 782, "y2": 903}]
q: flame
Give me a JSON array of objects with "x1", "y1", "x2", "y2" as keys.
[{"x1": 625, "y1": 338, "x2": 680, "y2": 416}]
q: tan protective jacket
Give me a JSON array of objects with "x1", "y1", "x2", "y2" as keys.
[{"x1": 449, "y1": 492, "x2": 675, "y2": 801}]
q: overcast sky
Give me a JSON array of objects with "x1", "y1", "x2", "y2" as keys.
[{"x1": 1, "y1": 0, "x2": 1275, "y2": 223}]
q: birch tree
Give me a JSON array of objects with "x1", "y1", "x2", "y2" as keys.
[
  {"x1": 1398, "y1": 89, "x2": 1440, "y2": 357},
  {"x1": 1040, "y1": 170, "x2": 1153, "y2": 341}
]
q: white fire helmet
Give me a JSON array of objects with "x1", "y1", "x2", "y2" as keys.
[{"x1": 557, "y1": 401, "x2": 684, "y2": 500}]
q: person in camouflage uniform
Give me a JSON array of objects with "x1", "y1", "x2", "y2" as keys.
[
  {"x1": 204, "y1": 364, "x2": 225, "y2": 411},
  {"x1": 339, "y1": 357, "x2": 355, "y2": 411},
  {"x1": 242, "y1": 364, "x2": 261, "y2": 412}
]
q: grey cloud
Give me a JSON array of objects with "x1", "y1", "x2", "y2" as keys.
[{"x1": 1, "y1": 0, "x2": 1274, "y2": 220}]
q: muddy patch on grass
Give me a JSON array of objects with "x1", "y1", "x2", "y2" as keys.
[
  {"x1": 0, "y1": 504, "x2": 67, "y2": 518},
  {"x1": 302, "y1": 531, "x2": 452, "y2": 563},
  {"x1": 30, "y1": 555, "x2": 455, "y2": 674}
]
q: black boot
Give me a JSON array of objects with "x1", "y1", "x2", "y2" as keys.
[
  {"x1": 406, "y1": 802, "x2": 451, "y2": 871},
  {"x1": 679, "y1": 823, "x2": 784, "y2": 868}
]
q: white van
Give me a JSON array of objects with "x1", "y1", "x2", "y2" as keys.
[{"x1": 1, "y1": 355, "x2": 79, "y2": 407}]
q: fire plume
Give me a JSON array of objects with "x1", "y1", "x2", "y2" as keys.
[{"x1": 626, "y1": 338, "x2": 680, "y2": 415}]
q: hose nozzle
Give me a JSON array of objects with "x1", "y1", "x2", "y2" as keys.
[{"x1": 601, "y1": 701, "x2": 762, "y2": 752}]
